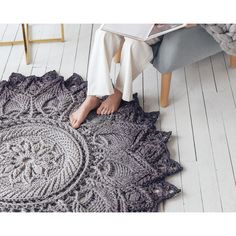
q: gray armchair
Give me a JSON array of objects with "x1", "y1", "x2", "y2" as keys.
[
  {"x1": 151, "y1": 25, "x2": 236, "y2": 107},
  {"x1": 113, "y1": 25, "x2": 236, "y2": 107}
]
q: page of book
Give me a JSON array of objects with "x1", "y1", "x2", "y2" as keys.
[
  {"x1": 149, "y1": 24, "x2": 183, "y2": 36},
  {"x1": 101, "y1": 24, "x2": 154, "y2": 40}
]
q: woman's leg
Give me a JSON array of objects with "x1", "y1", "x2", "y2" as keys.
[
  {"x1": 97, "y1": 37, "x2": 153, "y2": 115},
  {"x1": 116, "y1": 37, "x2": 153, "y2": 101},
  {"x1": 70, "y1": 28, "x2": 124, "y2": 128},
  {"x1": 87, "y1": 27, "x2": 124, "y2": 96}
]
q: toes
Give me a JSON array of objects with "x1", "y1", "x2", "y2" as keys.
[
  {"x1": 102, "y1": 108, "x2": 107, "y2": 115},
  {"x1": 69, "y1": 111, "x2": 83, "y2": 128},
  {"x1": 104, "y1": 108, "x2": 109, "y2": 115},
  {"x1": 69, "y1": 115, "x2": 76, "y2": 127},
  {"x1": 71, "y1": 117, "x2": 82, "y2": 129},
  {"x1": 72, "y1": 121, "x2": 81, "y2": 129},
  {"x1": 97, "y1": 105, "x2": 114, "y2": 115},
  {"x1": 110, "y1": 108, "x2": 115, "y2": 114},
  {"x1": 71, "y1": 119, "x2": 77, "y2": 128},
  {"x1": 97, "y1": 105, "x2": 103, "y2": 115},
  {"x1": 96, "y1": 101, "x2": 118, "y2": 116},
  {"x1": 101, "y1": 107, "x2": 106, "y2": 115},
  {"x1": 103, "y1": 107, "x2": 109, "y2": 115}
]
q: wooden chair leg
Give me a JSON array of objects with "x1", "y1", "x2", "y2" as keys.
[
  {"x1": 230, "y1": 55, "x2": 236, "y2": 68},
  {"x1": 160, "y1": 72, "x2": 172, "y2": 108}
]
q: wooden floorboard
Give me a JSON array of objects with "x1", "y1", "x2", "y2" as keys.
[
  {"x1": 1, "y1": 24, "x2": 236, "y2": 212},
  {"x1": 73, "y1": 24, "x2": 93, "y2": 79},
  {"x1": 0, "y1": 24, "x2": 20, "y2": 80},
  {"x1": 1, "y1": 25, "x2": 24, "y2": 81},
  {"x1": 199, "y1": 54, "x2": 236, "y2": 211},
  {"x1": 60, "y1": 24, "x2": 80, "y2": 79},
  {"x1": 171, "y1": 68, "x2": 204, "y2": 211},
  {"x1": 185, "y1": 63, "x2": 222, "y2": 211},
  {"x1": 157, "y1": 72, "x2": 185, "y2": 212}
]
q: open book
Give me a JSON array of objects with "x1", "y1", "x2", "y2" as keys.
[{"x1": 101, "y1": 24, "x2": 187, "y2": 42}]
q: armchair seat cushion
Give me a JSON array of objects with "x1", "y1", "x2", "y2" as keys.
[{"x1": 151, "y1": 25, "x2": 222, "y2": 73}]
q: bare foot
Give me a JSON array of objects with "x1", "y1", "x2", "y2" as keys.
[
  {"x1": 70, "y1": 96, "x2": 101, "y2": 128},
  {"x1": 97, "y1": 88, "x2": 122, "y2": 115}
]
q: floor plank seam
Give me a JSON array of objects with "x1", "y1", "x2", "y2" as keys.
[
  {"x1": 183, "y1": 67, "x2": 198, "y2": 162},
  {"x1": 221, "y1": 114, "x2": 236, "y2": 186},
  {"x1": 0, "y1": 24, "x2": 20, "y2": 81},
  {"x1": 172, "y1": 91, "x2": 186, "y2": 212},
  {"x1": 72, "y1": 25, "x2": 81, "y2": 74},
  {"x1": 209, "y1": 56, "x2": 218, "y2": 93},
  {"x1": 0, "y1": 24, "x2": 8, "y2": 41},
  {"x1": 29, "y1": 26, "x2": 44, "y2": 75},
  {"x1": 84, "y1": 24, "x2": 94, "y2": 80},
  {"x1": 197, "y1": 61, "x2": 224, "y2": 212},
  {"x1": 184, "y1": 66, "x2": 205, "y2": 212}
]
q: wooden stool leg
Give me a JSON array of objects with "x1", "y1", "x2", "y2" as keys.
[
  {"x1": 61, "y1": 24, "x2": 65, "y2": 42},
  {"x1": 21, "y1": 24, "x2": 30, "y2": 65},
  {"x1": 230, "y1": 55, "x2": 236, "y2": 68},
  {"x1": 160, "y1": 72, "x2": 172, "y2": 108}
]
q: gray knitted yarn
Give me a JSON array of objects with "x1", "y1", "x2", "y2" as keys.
[
  {"x1": 201, "y1": 24, "x2": 236, "y2": 56},
  {"x1": 0, "y1": 71, "x2": 182, "y2": 212}
]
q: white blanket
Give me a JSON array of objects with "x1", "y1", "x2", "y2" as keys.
[{"x1": 201, "y1": 24, "x2": 236, "y2": 55}]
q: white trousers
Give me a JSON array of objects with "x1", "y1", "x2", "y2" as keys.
[{"x1": 87, "y1": 26, "x2": 154, "y2": 101}]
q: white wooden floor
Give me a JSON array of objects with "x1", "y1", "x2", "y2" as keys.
[{"x1": 1, "y1": 24, "x2": 236, "y2": 212}]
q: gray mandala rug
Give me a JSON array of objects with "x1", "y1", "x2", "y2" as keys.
[{"x1": 0, "y1": 71, "x2": 182, "y2": 212}]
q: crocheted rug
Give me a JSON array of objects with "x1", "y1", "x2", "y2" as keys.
[{"x1": 0, "y1": 71, "x2": 182, "y2": 212}]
